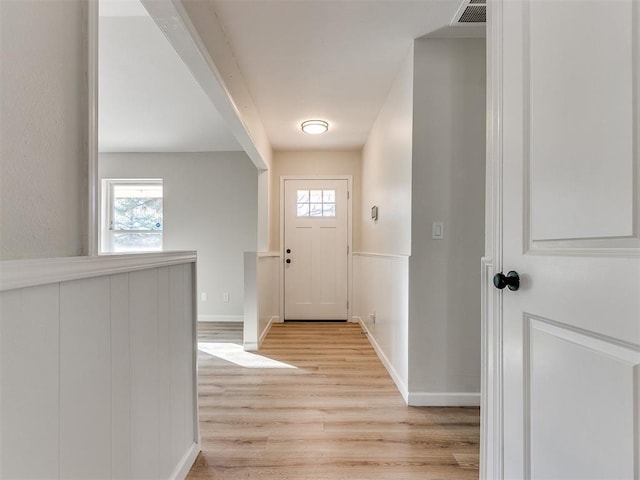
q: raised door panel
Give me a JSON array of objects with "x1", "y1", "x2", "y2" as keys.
[
  {"x1": 527, "y1": 0, "x2": 637, "y2": 245},
  {"x1": 288, "y1": 226, "x2": 313, "y2": 310},
  {"x1": 526, "y1": 316, "x2": 639, "y2": 479}
]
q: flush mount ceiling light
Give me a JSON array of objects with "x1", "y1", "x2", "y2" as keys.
[{"x1": 301, "y1": 120, "x2": 329, "y2": 135}]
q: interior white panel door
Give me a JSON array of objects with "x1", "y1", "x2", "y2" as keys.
[
  {"x1": 499, "y1": 1, "x2": 640, "y2": 478},
  {"x1": 284, "y1": 179, "x2": 348, "y2": 320}
]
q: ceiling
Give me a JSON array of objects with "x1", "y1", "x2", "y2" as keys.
[
  {"x1": 209, "y1": 0, "x2": 465, "y2": 151},
  {"x1": 98, "y1": 0, "x2": 241, "y2": 152},
  {"x1": 99, "y1": 0, "x2": 478, "y2": 153}
]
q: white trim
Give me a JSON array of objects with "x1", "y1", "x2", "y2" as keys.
[
  {"x1": 198, "y1": 315, "x2": 243, "y2": 323},
  {"x1": 169, "y1": 441, "x2": 200, "y2": 480},
  {"x1": 140, "y1": 0, "x2": 270, "y2": 170},
  {"x1": 483, "y1": 1, "x2": 504, "y2": 479},
  {"x1": 407, "y1": 392, "x2": 481, "y2": 407},
  {"x1": 0, "y1": 251, "x2": 197, "y2": 291},
  {"x1": 279, "y1": 175, "x2": 353, "y2": 322},
  {"x1": 527, "y1": 315, "x2": 640, "y2": 364},
  {"x1": 86, "y1": 0, "x2": 99, "y2": 256},
  {"x1": 258, "y1": 251, "x2": 281, "y2": 258},
  {"x1": 258, "y1": 316, "x2": 277, "y2": 346},
  {"x1": 357, "y1": 317, "x2": 409, "y2": 404},
  {"x1": 351, "y1": 251, "x2": 410, "y2": 259}
]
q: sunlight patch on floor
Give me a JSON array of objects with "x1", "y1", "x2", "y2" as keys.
[{"x1": 198, "y1": 342, "x2": 297, "y2": 369}]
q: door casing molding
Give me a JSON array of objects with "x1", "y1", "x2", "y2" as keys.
[
  {"x1": 482, "y1": 0, "x2": 504, "y2": 478},
  {"x1": 279, "y1": 175, "x2": 353, "y2": 322}
]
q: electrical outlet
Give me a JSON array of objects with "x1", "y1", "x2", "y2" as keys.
[
  {"x1": 201, "y1": 292, "x2": 207, "y2": 301},
  {"x1": 223, "y1": 292, "x2": 230, "y2": 302}
]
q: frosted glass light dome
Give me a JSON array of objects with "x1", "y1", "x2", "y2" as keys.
[{"x1": 301, "y1": 120, "x2": 329, "y2": 134}]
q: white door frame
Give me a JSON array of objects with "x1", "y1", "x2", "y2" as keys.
[
  {"x1": 481, "y1": 0, "x2": 504, "y2": 478},
  {"x1": 279, "y1": 175, "x2": 353, "y2": 322}
]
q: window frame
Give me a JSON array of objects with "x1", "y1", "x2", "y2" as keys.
[
  {"x1": 295, "y1": 189, "x2": 337, "y2": 218},
  {"x1": 101, "y1": 178, "x2": 164, "y2": 253}
]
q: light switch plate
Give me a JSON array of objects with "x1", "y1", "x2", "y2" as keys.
[{"x1": 432, "y1": 222, "x2": 444, "y2": 239}]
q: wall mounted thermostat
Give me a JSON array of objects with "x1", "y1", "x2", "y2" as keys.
[
  {"x1": 371, "y1": 206, "x2": 378, "y2": 221},
  {"x1": 432, "y1": 222, "x2": 444, "y2": 239}
]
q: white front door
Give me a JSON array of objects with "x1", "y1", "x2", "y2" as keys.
[
  {"x1": 496, "y1": 1, "x2": 640, "y2": 478},
  {"x1": 283, "y1": 179, "x2": 348, "y2": 320}
]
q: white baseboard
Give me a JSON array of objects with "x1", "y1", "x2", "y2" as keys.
[
  {"x1": 243, "y1": 342, "x2": 258, "y2": 351},
  {"x1": 169, "y1": 441, "x2": 200, "y2": 480},
  {"x1": 245, "y1": 316, "x2": 279, "y2": 351},
  {"x1": 357, "y1": 318, "x2": 409, "y2": 404},
  {"x1": 407, "y1": 392, "x2": 481, "y2": 407},
  {"x1": 357, "y1": 318, "x2": 479, "y2": 407},
  {"x1": 198, "y1": 315, "x2": 243, "y2": 323},
  {"x1": 258, "y1": 316, "x2": 277, "y2": 345}
]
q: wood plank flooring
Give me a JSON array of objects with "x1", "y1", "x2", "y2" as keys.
[{"x1": 188, "y1": 322, "x2": 479, "y2": 479}]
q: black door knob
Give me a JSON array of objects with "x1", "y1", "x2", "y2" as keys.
[
  {"x1": 493, "y1": 271, "x2": 520, "y2": 291},
  {"x1": 286, "y1": 259, "x2": 291, "y2": 264},
  {"x1": 286, "y1": 249, "x2": 291, "y2": 254}
]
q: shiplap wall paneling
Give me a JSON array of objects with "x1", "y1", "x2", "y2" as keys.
[
  {"x1": 0, "y1": 285, "x2": 60, "y2": 479},
  {"x1": 129, "y1": 268, "x2": 161, "y2": 479},
  {"x1": 110, "y1": 273, "x2": 131, "y2": 478},
  {"x1": 0, "y1": 257, "x2": 198, "y2": 479},
  {"x1": 158, "y1": 267, "x2": 173, "y2": 478},
  {"x1": 170, "y1": 264, "x2": 191, "y2": 464},
  {"x1": 59, "y1": 277, "x2": 111, "y2": 478},
  {"x1": 183, "y1": 264, "x2": 196, "y2": 447}
]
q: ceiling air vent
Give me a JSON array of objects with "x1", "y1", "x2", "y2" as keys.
[{"x1": 452, "y1": 0, "x2": 487, "y2": 25}]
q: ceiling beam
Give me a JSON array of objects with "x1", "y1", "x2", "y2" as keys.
[{"x1": 141, "y1": 0, "x2": 272, "y2": 170}]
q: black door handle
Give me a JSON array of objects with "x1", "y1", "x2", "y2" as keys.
[
  {"x1": 286, "y1": 259, "x2": 291, "y2": 264},
  {"x1": 286, "y1": 249, "x2": 291, "y2": 254},
  {"x1": 493, "y1": 271, "x2": 520, "y2": 291}
]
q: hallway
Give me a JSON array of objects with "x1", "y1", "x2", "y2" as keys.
[{"x1": 187, "y1": 322, "x2": 479, "y2": 479}]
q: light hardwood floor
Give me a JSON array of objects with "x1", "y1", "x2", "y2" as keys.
[{"x1": 188, "y1": 322, "x2": 479, "y2": 479}]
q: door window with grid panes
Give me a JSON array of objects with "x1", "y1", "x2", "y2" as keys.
[{"x1": 296, "y1": 189, "x2": 336, "y2": 217}]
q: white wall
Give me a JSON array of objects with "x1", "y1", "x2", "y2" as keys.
[
  {"x1": 354, "y1": 49, "x2": 414, "y2": 396},
  {"x1": 0, "y1": 0, "x2": 87, "y2": 259},
  {"x1": 360, "y1": 49, "x2": 414, "y2": 256},
  {"x1": 98, "y1": 14, "x2": 241, "y2": 153},
  {"x1": 257, "y1": 254, "x2": 280, "y2": 338},
  {"x1": 354, "y1": 254, "x2": 409, "y2": 400},
  {"x1": 408, "y1": 38, "x2": 485, "y2": 405},
  {"x1": 99, "y1": 152, "x2": 257, "y2": 320},
  {"x1": 270, "y1": 150, "x2": 362, "y2": 251},
  {"x1": 243, "y1": 252, "x2": 279, "y2": 351}
]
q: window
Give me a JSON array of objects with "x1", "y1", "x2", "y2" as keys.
[
  {"x1": 296, "y1": 189, "x2": 336, "y2": 217},
  {"x1": 102, "y1": 180, "x2": 163, "y2": 252}
]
